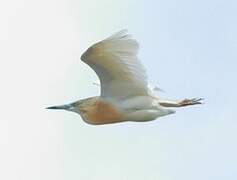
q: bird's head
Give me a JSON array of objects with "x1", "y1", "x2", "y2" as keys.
[{"x1": 46, "y1": 97, "x2": 98, "y2": 115}]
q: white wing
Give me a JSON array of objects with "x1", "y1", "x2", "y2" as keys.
[{"x1": 81, "y1": 30, "x2": 149, "y2": 98}]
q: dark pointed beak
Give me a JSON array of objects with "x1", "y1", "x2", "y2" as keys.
[{"x1": 46, "y1": 104, "x2": 72, "y2": 110}]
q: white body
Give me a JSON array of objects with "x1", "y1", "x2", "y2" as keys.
[
  {"x1": 74, "y1": 95, "x2": 175, "y2": 124},
  {"x1": 111, "y1": 96, "x2": 175, "y2": 122}
]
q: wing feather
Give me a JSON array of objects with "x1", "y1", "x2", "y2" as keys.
[{"x1": 81, "y1": 30, "x2": 149, "y2": 98}]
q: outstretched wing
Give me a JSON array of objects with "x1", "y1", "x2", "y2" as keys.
[{"x1": 81, "y1": 30, "x2": 149, "y2": 98}]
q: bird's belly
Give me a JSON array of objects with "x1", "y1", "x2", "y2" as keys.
[{"x1": 81, "y1": 100, "x2": 124, "y2": 125}]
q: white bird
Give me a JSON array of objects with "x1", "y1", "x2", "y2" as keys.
[{"x1": 47, "y1": 30, "x2": 203, "y2": 125}]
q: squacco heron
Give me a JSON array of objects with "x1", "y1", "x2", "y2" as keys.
[{"x1": 47, "y1": 30, "x2": 203, "y2": 125}]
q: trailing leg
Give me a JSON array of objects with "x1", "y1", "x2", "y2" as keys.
[{"x1": 158, "y1": 98, "x2": 204, "y2": 108}]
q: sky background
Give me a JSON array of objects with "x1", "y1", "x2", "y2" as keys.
[{"x1": 0, "y1": 0, "x2": 237, "y2": 180}]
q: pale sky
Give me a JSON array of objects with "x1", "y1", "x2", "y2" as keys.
[{"x1": 0, "y1": 0, "x2": 236, "y2": 180}]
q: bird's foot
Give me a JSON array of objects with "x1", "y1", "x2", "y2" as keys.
[{"x1": 179, "y1": 98, "x2": 204, "y2": 107}]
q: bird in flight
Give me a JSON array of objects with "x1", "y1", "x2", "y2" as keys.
[{"x1": 47, "y1": 30, "x2": 203, "y2": 125}]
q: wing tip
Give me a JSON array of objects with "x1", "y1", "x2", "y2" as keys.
[
  {"x1": 107, "y1": 29, "x2": 132, "y2": 40},
  {"x1": 81, "y1": 29, "x2": 136, "y2": 61}
]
